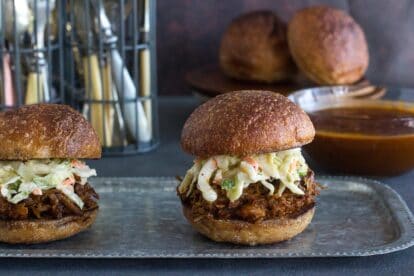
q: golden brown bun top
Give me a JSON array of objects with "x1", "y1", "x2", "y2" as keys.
[
  {"x1": 181, "y1": 90, "x2": 315, "y2": 157},
  {"x1": 287, "y1": 5, "x2": 369, "y2": 85},
  {"x1": 219, "y1": 11, "x2": 296, "y2": 83},
  {"x1": 0, "y1": 104, "x2": 101, "y2": 160}
]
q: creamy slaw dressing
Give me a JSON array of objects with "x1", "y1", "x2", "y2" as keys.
[
  {"x1": 179, "y1": 148, "x2": 308, "y2": 202},
  {"x1": 0, "y1": 159, "x2": 96, "y2": 209}
]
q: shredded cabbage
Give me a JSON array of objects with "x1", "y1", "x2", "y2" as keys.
[
  {"x1": 0, "y1": 159, "x2": 97, "y2": 209},
  {"x1": 178, "y1": 148, "x2": 308, "y2": 202}
]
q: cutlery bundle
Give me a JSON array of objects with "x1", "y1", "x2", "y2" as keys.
[
  {"x1": 66, "y1": 0, "x2": 157, "y2": 152},
  {"x1": 0, "y1": 0, "x2": 62, "y2": 108},
  {"x1": 0, "y1": 0, "x2": 158, "y2": 154}
]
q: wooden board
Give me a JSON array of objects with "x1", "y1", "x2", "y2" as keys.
[{"x1": 186, "y1": 65, "x2": 303, "y2": 97}]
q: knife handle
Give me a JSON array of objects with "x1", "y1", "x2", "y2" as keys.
[
  {"x1": 25, "y1": 72, "x2": 43, "y2": 104},
  {"x1": 102, "y1": 61, "x2": 114, "y2": 146},
  {"x1": 140, "y1": 48, "x2": 152, "y2": 134},
  {"x1": 3, "y1": 53, "x2": 15, "y2": 106},
  {"x1": 83, "y1": 55, "x2": 105, "y2": 145},
  {"x1": 110, "y1": 49, "x2": 151, "y2": 142}
]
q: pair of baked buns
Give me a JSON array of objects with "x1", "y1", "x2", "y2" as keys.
[{"x1": 219, "y1": 6, "x2": 369, "y2": 85}]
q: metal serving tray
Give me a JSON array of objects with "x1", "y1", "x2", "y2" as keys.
[{"x1": 0, "y1": 176, "x2": 413, "y2": 258}]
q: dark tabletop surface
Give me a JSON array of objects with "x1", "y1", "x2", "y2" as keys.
[{"x1": 0, "y1": 96, "x2": 414, "y2": 275}]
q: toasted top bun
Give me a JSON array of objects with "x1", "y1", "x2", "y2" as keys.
[
  {"x1": 287, "y1": 6, "x2": 369, "y2": 85},
  {"x1": 0, "y1": 104, "x2": 101, "y2": 160},
  {"x1": 181, "y1": 90, "x2": 315, "y2": 157},
  {"x1": 219, "y1": 11, "x2": 296, "y2": 83}
]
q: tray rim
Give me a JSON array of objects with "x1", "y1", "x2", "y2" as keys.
[{"x1": 0, "y1": 175, "x2": 413, "y2": 258}]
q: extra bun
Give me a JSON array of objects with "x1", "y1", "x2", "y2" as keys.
[
  {"x1": 181, "y1": 90, "x2": 315, "y2": 157},
  {"x1": 0, "y1": 209, "x2": 98, "y2": 244},
  {"x1": 183, "y1": 205, "x2": 314, "y2": 245},
  {"x1": 0, "y1": 104, "x2": 101, "y2": 160},
  {"x1": 288, "y1": 6, "x2": 369, "y2": 85},
  {"x1": 219, "y1": 11, "x2": 296, "y2": 83}
]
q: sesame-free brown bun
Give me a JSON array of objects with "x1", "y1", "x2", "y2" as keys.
[
  {"x1": 0, "y1": 209, "x2": 98, "y2": 244},
  {"x1": 0, "y1": 104, "x2": 101, "y2": 160},
  {"x1": 181, "y1": 90, "x2": 315, "y2": 157},
  {"x1": 287, "y1": 6, "x2": 369, "y2": 85},
  {"x1": 219, "y1": 11, "x2": 296, "y2": 83},
  {"x1": 183, "y1": 205, "x2": 314, "y2": 245}
]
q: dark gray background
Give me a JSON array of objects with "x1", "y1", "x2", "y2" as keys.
[{"x1": 0, "y1": 97, "x2": 413, "y2": 275}]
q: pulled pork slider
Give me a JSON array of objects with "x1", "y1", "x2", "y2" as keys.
[
  {"x1": 178, "y1": 90, "x2": 318, "y2": 245},
  {"x1": 0, "y1": 104, "x2": 101, "y2": 244}
]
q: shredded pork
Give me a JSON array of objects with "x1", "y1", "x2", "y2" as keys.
[
  {"x1": 0, "y1": 183, "x2": 98, "y2": 220},
  {"x1": 179, "y1": 170, "x2": 318, "y2": 223}
]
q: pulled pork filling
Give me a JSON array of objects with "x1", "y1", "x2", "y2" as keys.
[
  {"x1": 179, "y1": 170, "x2": 317, "y2": 223},
  {"x1": 0, "y1": 183, "x2": 98, "y2": 220},
  {"x1": 178, "y1": 148, "x2": 319, "y2": 223},
  {"x1": 0, "y1": 159, "x2": 98, "y2": 220}
]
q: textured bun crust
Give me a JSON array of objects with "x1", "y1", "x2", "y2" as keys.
[
  {"x1": 0, "y1": 209, "x2": 98, "y2": 244},
  {"x1": 219, "y1": 11, "x2": 296, "y2": 83},
  {"x1": 181, "y1": 90, "x2": 315, "y2": 157},
  {"x1": 183, "y1": 205, "x2": 314, "y2": 245},
  {"x1": 288, "y1": 6, "x2": 368, "y2": 85},
  {"x1": 0, "y1": 104, "x2": 101, "y2": 160}
]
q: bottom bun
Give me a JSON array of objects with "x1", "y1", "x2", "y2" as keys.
[
  {"x1": 0, "y1": 209, "x2": 98, "y2": 244},
  {"x1": 183, "y1": 205, "x2": 314, "y2": 245}
]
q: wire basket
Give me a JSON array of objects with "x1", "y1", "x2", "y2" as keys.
[
  {"x1": 0, "y1": 0, "x2": 64, "y2": 109},
  {"x1": 64, "y1": 0, "x2": 159, "y2": 156}
]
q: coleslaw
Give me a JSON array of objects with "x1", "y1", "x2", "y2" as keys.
[
  {"x1": 0, "y1": 159, "x2": 97, "y2": 209},
  {"x1": 179, "y1": 148, "x2": 308, "y2": 202}
]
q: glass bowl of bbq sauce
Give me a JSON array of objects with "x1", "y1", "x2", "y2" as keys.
[{"x1": 289, "y1": 87, "x2": 414, "y2": 176}]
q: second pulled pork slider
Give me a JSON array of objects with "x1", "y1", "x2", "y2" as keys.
[
  {"x1": 178, "y1": 90, "x2": 318, "y2": 245},
  {"x1": 0, "y1": 104, "x2": 101, "y2": 244}
]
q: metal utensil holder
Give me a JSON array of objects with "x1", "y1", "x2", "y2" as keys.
[
  {"x1": 65, "y1": 0, "x2": 159, "y2": 155},
  {"x1": 0, "y1": 0, "x2": 64, "y2": 109}
]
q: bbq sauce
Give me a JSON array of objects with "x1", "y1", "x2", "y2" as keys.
[{"x1": 305, "y1": 105, "x2": 414, "y2": 175}]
